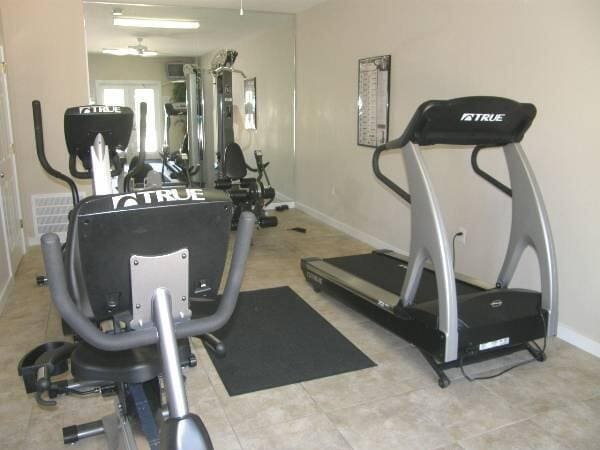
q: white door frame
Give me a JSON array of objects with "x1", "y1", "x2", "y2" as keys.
[{"x1": 0, "y1": 45, "x2": 25, "y2": 276}]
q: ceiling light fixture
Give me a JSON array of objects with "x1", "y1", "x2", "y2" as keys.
[
  {"x1": 102, "y1": 48, "x2": 134, "y2": 56},
  {"x1": 102, "y1": 48, "x2": 159, "y2": 57},
  {"x1": 102, "y1": 38, "x2": 159, "y2": 57},
  {"x1": 112, "y1": 8, "x2": 123, "y2": 17},
  {"x1": 113, "y1": 17, "x2": 200, "y2": 30},
  {"x1": 240, "y1": 0, "x2": 244, "y2": 16}
]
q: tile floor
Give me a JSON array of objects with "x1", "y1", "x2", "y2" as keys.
[{"x1": 0, "y1": 208, "x2": 599, "y2": 449}]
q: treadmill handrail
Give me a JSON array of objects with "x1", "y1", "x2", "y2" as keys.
[
  {"x1": 372, "y1": 144, "x2": 411, "y2": 203},
  {"x1": 41, "y1": 211, "x2": 255, "y2": 352},
  {"x1": 471, "y1": 146, "x2": 513, "y2": 197}
]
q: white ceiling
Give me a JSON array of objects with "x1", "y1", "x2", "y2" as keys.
[
  {"x1": 84, "y1": 2, "x2": 298, "y2": 56},
  {"x1": 86, "y1": 0, "x2": 328, "y2": 14}
]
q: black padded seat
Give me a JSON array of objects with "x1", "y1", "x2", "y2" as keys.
[
  {"x1": 70, "y1": 342, "x2": 162, "y2": 384},
  {"x1": 223, "y1": 143, "x2": 247, "y2": 180}
]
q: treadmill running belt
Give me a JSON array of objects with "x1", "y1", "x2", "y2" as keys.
[{"x1": 324, "y1": 253, "x2": 482, "y2": 302}]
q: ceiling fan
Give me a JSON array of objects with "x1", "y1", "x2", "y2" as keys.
[{"x1": 102, "y1": 38, "x2": 158, "y2": 57}]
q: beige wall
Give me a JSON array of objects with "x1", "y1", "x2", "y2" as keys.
[
  {"x1": 0, "y1": 0, "x2": 90, "y2": 242},
  {"x1": 200, "y1": 18, "x2": 296, "y2": 199},
  {"x1": 296, "y1": 0, "x2": 600, "y2": 350}
]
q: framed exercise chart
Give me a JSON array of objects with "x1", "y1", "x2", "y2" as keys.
[{"x1": 357, "y1": 55, "x2": 391, "y2": 147}]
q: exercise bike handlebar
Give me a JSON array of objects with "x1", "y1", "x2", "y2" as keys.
[{"x1": 41, "y1": 211, "x2": 255, "y2": 352}]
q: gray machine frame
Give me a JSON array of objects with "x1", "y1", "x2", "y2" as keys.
[{"x1": 183, "y1": 64, "x2": 208, "y2": 187}]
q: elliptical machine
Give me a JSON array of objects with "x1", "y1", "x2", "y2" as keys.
[{"x1": 19, "y1": 100, "x2": 255, "y2": 449}]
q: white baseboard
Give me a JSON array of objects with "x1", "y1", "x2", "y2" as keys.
[
  {"x1": 296, "y1": 201, "x2": 600, "y2": 359},
  {"x1": 557, "y1": 323, "x2": 600, "y2": 357},
  {"x1": 266, "y1": 192, "x2": 296, "y2": 210},
  {"x1": 0, "y1": 278, "x2": 12, "y2": 316},
  {"x1": 295, "y1": 201, "x2": 408, "y2": 254}
]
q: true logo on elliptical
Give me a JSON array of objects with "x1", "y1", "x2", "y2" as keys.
[
  {"x1": 79, "y1": 105, "x2": 122, "y2": 114},
  {"x1": 460, "y1": 113, "x2": 505, "y2": 122},
  {"x1": 112, "y1": 189, "x2": 205, "y2": 209}
]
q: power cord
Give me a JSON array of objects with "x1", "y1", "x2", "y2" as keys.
[
  {"x1": 459, "y1": 312, "x2": 547, "y2": 381},
  {"x1": 452, "y1": 231, "x2": 464, "y2": 269}
]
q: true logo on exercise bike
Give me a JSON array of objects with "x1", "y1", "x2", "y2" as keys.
[
  {"x1": 112, "y1": 188, "x2": 206, "y2": 209},
  {"x1": 79, "y1": 105, "x2": 122, "y2": 114},
  {"x1": 460, "y1": 113, "x2": 506, "y2": 122}
]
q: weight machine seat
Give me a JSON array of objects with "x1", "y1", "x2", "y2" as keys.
[
  {"x1": 70, "y1": 342, "x2": 162, "y2": 384},
  {"x1": 222, "y1": 143, "x2": 247, "y2": 180}
]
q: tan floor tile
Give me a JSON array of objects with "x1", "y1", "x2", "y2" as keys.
[
  {"x1": 218, "y1": 383, "x2": 320, "y2": 433},
  {"x1": 459, "y1": 419, "x2": 565, "y2": 450},
  {"x1": 403, "y1": 380, "x2": 530, "y2": 441},
  {"x1": 530, "y1": 398, "x2": 600, "y2": 449},
  {"x1": 333, "y1": 319, "x2": 412, "y2": 357},
  {"x1": 481, "y1": 363, "x2": 600, "y2": 416},
  {"x1": 301, "y1": 360, "x2": 418, "y2": 413},
  {"x1": 235, "y1": 413, "x2": 351, "y2": 450},
  {"x1": 328, "y1": 394, "x2": 454, "y2": 450}
]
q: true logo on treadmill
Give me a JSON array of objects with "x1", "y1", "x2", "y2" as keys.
[
  {"x1": 79, "y1": 105, "x2": 122, "y2": 114},
  {"x1": 460, "y1": 113, "x2": 506, "y2": 122},
  {"x1": 111, "y1": 189, "x2": 205, "y2": 209}
]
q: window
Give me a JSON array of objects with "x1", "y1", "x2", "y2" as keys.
[{"x1": 95, "y1": 81, "x2": 161, "y2": 155}]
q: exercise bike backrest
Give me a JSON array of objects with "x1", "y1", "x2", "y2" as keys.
[
  {"x1": 64, "y1": 188, "x2": 234, "y2": 323},
  {"x1": 44, "y1": 189, "x2": 255, "y2": 352}
]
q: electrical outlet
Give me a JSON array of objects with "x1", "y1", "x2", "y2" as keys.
[{"x1": 457, "y1": 227, "x2": 467, "y2": 245}]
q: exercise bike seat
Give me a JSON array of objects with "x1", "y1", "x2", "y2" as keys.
[{"x1": 70, "y1": 342, "x2": 162, "y2": 384}]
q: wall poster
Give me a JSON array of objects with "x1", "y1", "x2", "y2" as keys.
[{"x1": 357, "y1": 55, "x2": 391, "y2": 147}]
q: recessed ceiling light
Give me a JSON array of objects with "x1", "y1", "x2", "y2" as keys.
[
  {"x1": 113, "y1": 17, "x2": 200, "y2": 30},
  {"x1": 112, "y1": 8, "x2": 123, "y2": 17}
]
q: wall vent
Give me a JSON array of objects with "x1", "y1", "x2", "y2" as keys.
[{"x1": 31, "y1": 193, "x2": 78, "y2": 242}]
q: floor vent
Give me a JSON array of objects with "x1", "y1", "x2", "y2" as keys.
[{"x1": 31, "y1": 193, "x2": 77, "y2": 242}]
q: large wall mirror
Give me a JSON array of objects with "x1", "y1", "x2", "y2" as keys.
[{"x1": 83, "y1": 2, "x2": 296, "y2": 200}]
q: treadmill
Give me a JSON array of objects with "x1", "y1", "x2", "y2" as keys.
[{"x1": 301, "y1": 96, "x2": 558, "y2": 387}]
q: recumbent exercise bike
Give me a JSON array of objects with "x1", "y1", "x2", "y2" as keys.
[{"x1": 18, "y1": 102, "x2": 255, "y2": 449}]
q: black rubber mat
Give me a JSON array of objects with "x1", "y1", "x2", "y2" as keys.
[
  {"x1": 190, "y1": 286, "x2": 375, "y2": 396},
  {"x1": 324, "y1": 253, "x2": 482, "y2": 302}
]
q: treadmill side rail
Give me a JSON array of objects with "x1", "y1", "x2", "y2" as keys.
[
  {"x1": 399, "y1": 142, "x2": 459, "y2": 363},
  {"x1": 301, "y1": 258, "x2": 400, "y2": 311},
  {"x1": 497, "y1": 143, "x2": 558, "y2": 335}
]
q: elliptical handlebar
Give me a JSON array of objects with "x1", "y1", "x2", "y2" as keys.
[
  {"x1": 123, "y1": 102, "x2": 147, "y2": 192},
  {"x1": 32, "y1": 101, "x2": 80, "y2": 205},
  {"x1": 41, "y1": 211, "x2": 255, "y2": 352}
]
